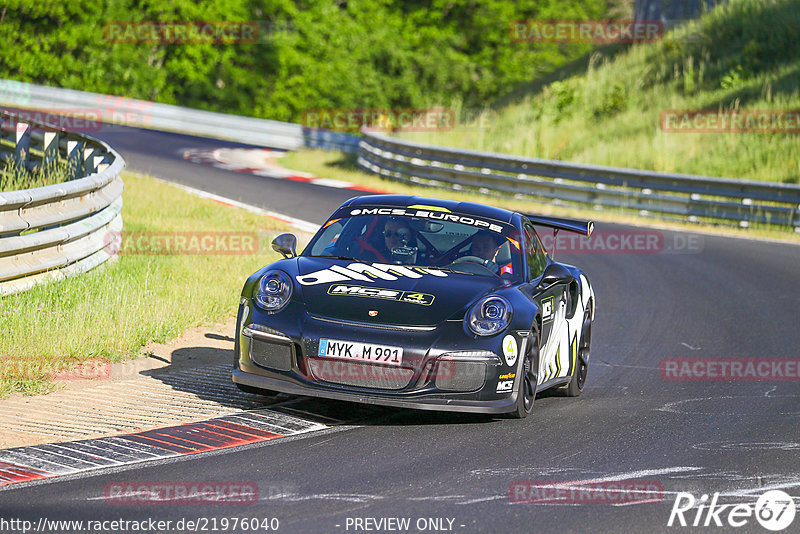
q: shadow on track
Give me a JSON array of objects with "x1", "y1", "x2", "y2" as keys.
[{"x1": 140, "y1": 334, "x2": 575, "y2": 429}]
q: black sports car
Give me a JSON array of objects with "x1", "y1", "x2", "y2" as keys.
[{"x1": 233, "y1": 195, "x2": 595, "y2": 418}]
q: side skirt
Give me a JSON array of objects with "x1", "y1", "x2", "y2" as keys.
[{"x1": 537, "y1": 376, "x2": 571, "y2": 393}]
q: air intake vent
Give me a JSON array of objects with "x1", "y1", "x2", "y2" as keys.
[
  {"x1": 307, "y1": 359, "x2": 414, "y2": 390},
  {"x1": 250, "y1": 338, "x2": 294, "y2": 371},
  {"x1": 434, "y1": 360, "x2": 487, "y2": 392}
]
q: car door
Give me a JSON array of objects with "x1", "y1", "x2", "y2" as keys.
[{"x1": 522, "y1": 222, "x2": 571, "y2": 385}]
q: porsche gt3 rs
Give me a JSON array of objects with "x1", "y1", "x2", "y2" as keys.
[{"x1": 232, "y1": 195, "x2": 595, "y2": 418}]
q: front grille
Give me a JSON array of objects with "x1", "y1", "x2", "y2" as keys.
[
  {"x1": 250, "y1": 338, "x2": 294, "y2": 371},
  {"x1": 307, "y1": 358, "x2": 414, "y2": 390},
  {"x1": 434, "y1": 360, "x2": 487, "y2": 392}
]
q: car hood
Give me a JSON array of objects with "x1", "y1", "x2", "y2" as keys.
[{"x1": 293, "y1": 257, "x2": 502, "y2": 327}]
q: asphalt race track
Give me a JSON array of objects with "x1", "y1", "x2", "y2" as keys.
[{"x1": 1, "y1": 125, "x2": 799, "y2": 533}]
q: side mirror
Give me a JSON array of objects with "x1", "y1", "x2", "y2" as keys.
[
  {"x1": 272, "y1": 233, "x2": 297, "y2": 259},
  {"x1": 538, "y1": 263, "x2": 574, "y2": 287}
]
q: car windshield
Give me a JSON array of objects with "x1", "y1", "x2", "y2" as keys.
[{"x1": 302, "y1": 209, "x2": 523, "y2": 282}]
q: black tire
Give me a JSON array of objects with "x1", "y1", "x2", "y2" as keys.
[
  {"x1": 565, "y1": 305, "x2": 592, "y2": 397},
  {"x1": 510, "y1": 329, "x2": 540, "y2": 419},
  {"x1": 235, "y1": 382, "x2": 280, "y2": 397}
]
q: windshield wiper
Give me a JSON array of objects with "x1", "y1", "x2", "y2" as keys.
[
  {"x1": 312, "y1": 255, "x2": 361, "y2": 261},
  {"x1": 401, "y1": 264, "x2": 457, "y2": 273}
]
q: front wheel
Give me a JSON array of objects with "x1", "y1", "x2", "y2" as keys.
[
  {"x1": 510, "y1": 330, "x2": 539, "y2": 419},
  {"x1": 564, "y1": 305, "x2": 592, "y2": 397}
]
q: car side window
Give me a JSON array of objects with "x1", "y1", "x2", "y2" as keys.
[
  {"x1": 523, "y1": 223, "x2": 547, "y2": 280},
  {"x1": 311, "y1": 220, "x2": 345, "y2": 256}
]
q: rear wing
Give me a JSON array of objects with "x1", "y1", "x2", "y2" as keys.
[{"x1": 525, "y1": 215, "x2": 594, "y2": 237}]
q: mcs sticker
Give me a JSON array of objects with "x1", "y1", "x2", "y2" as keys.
[
  {"x1": 541, "y1": 296, "x2": 555, "y2": 323},
  {"x1": 496, "y1": 380, "x2": 514, "y2": 393}
]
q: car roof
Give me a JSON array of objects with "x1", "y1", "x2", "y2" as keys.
[{"x1": 341, "y1": 194, "x2": 516, "y2": 224}]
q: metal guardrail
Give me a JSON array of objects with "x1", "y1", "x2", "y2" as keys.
[
  {"x1": 5, "y1": 79, "x2": 797, "y2": 229},
  {"x1": 358, "y1": 131, "x2": 800, "y2": 229},
  {"x1": 0, "y1": 79, "x2": 360, "y2": 153},
  {"x1": 0, "y1": 110, "x2": 125, "y2": 296}
]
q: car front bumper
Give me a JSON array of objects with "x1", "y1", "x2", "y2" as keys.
[{"x1": 232, "y1": 299, "x2": 527, "y2": 414}]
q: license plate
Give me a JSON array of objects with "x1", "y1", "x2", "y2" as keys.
[{"x1": 318, "y1": 338, "x2": 403, "y2": 366}]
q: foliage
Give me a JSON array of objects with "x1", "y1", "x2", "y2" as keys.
[
  {"x1": 398, "y1": 0, "x2": 800, "y2": 183},
  {"x1": 0, "y1": 0, "x2": 607, "y2": 122}
]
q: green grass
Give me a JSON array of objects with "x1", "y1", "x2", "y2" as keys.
[
  {"x1": 394, "y1": 0, "x2": 800, "y2": 184},
  {"x1": 0, "y1": 152, "x2": 74, "y2": 192},
  {"x1": 0, "y1": 172, "x2": 288, "y2": 397}
]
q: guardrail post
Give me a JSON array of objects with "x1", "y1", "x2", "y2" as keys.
[
  {"x1": 67, "y1": 139, "x2": 84, "y2": 180},
  {"x1": 15, "y1": 121, "x2": 31, "y2": 169},
  {"x1": 43, "y1": 131, "x2": 60, "y2": 167},
  {"x1": 83, "y1": 146, "x2": 97, "y2": 175},
  {"x1": 95, "y1": 153, "x2": 113, "y2": 173}
]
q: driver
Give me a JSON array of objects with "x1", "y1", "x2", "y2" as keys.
[
  {"x1": 470, "y1": 231, "x2": 502, "y2": 262},
  {"x1": 383, "y1": 218, "x2": 412, "y2": 252},
  {"x1": 369, "y1": 217, "x2": 417, "y2": 264}
]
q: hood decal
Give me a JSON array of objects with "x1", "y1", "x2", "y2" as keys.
[
  {"x1": 327, "y1": 284, "x2": 435, "y2": 306},
  {"x1": 296, "y1": 262, "x2": 447, "y2": 286},
  {"x1": 295, "y1": 257, "x2": 500, "y2": 327}
]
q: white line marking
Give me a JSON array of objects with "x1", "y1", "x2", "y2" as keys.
[
  {"x1": 612, "y1": 498, "x2": 663, "y2": 507},
  {"x1": 274, "y1": 493, "x2": 383, "y2": 503},
  {"x1": 455, "y1": 495, "x2": 507, "y2": 505},
  {"x1": 659, "y1": 395, "x2": 800, "y2": 415},
  {"x1": 147, "y1": 176, "x2": 320, "y2": 233},
  {"x1": 311, "y1": 178, "x2": 355, "y2": 189},
  {"x1": 721, "y1": 479, "x2": 800, "y2": 498},
  {"x1": 593, "y1": 358, "x2": 659, "y2": 370},
  {"x1": 570, "y1": 466, "x2": 702, "y2": 484},
  {"x1": 408, "y1": 495, "x2": 468, "y2": 502}
]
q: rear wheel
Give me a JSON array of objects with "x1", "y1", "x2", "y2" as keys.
[
  {"x1": 565, "y1": 305, "x2": 592, "y2": 397},
  {"x1": 510, "y1": 330, "x2": 539, "y2": 419}
]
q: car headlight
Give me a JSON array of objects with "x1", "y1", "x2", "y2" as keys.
[
  {"x1": 466, "y1": 295, "x2": 512, "y2": 336},
  {"x1": 254, "y1": 270, "x2": 293, "y2": 312}
]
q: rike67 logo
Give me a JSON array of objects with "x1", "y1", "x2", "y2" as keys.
[{"x1": 668, "y1": 490, "x2": 795, "y2": 531}]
